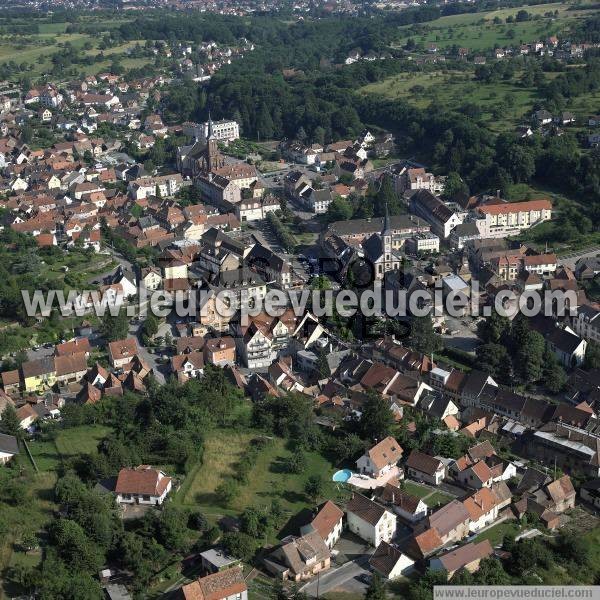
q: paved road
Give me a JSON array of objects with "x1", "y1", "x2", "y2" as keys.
[
  {"x1": 558, "y1": 245, "x2": 600, "y2": 270},
  {"x1": 300, "y1": 556, "x2": 371, "y2": 598},
  {"x1": 128, "y1": 321, "x2": 167, "y2": 384}
]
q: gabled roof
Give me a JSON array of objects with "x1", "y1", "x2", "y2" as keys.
[
  {"x1": 115, "y1": 465, "x2": 171, "y2": 496},
  {"x1": 346, "y1": 493, "x2": 388, "y2": 526},
  {"x1": 304, "y1": 500, "x2": 344, "y2": 541},
  {"x1": 370, "y1": 541, "x2": 411, "y2": 577},
  {"x1": 365, "y1": 436, "x2": 403, "y2": 470},
  {"x1": 435, "y1": 540, "x2": 493, "y2": 573},
  {"x1": 179, "y1": 566, "x2": 247, "y2": 600},
  {"x1": 405, "y1": 450, "x2": 443, "y2": 476}
]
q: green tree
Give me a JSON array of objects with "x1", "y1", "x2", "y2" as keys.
[
  {"x1": 360, "y1": 392, "x2": 395, "y2": 441},
  {"x1": 365, "y1": 572, "x2": 387, "y2": 600},
  {"x1": 304, "y1": 475, "x2": 324, "y2": 503},
  {"x1": 0, "y1": 404, "x2": 20, "y2": 437},
  {"x1": 221, "y1": 532, "x2": 257, "y2": 562},
  {"x1": 100, "y1": 311, "x2": 129, "y2": 342},
  {"x1": 409, "y1": 315, "x2": 441, "y2": 355}
]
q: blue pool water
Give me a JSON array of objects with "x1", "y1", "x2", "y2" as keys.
[{"x1": 332, "y1": 469, "x2": 353, "y2": 483}]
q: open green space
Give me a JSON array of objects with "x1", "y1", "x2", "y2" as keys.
[
  {"x1": 401, "y1": 479, "x2": 432, "y2": 498},
  {"x1": 392, "y1": 1, "x2": 599, "y2": 52},
  {"x1": 474, "y1": 520, "x2": 521, "y2": 546},
  {"x1": 1, "y1": 424, "x2": 113, "y2": 598},
  {"x1": 177, "y1": 428, "x2": 345, "y2": 518}
]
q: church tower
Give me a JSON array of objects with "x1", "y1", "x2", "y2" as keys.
[
  {"x1": 382, "y1": 202, "x2": 392, "y2": 262},
  {"x1": 202, "y1": 112, "x2": 225, "y2": 173}
]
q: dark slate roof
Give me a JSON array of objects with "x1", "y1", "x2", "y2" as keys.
[{"x1": 0, "y1": 432, "x2": 19, "y2": 455}]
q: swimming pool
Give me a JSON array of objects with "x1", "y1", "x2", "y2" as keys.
[{"x1": 332, "y1": 469, "x2": 353, "y2": 483}]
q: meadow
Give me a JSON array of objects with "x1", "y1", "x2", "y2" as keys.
[
  {"x1": 0, "y1": 15, "x2": 151, "y2": 80},
  {"x1": 176, "y1": 428, "x2": 347, "y2": 522}
]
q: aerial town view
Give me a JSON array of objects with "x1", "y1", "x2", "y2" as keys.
[{"x1": 1, "y1": 0, "x2": 600, "y2": 598}]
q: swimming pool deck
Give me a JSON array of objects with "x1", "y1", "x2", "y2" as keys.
[{"x1": 347, "y1": 466, "x2": 402, "y2": 490}]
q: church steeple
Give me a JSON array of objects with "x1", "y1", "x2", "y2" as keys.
[
  {"x1": 207, "y1": 110, "x2": 215, "y2": 140},
  {"x1": 382, "y1": 201, "x2": 391, "y2": 236}
]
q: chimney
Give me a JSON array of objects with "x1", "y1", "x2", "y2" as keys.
[{"x1": 496, "y1": 189, "x2": 500, "y2": 198}]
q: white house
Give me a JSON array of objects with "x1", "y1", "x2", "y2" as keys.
[
  {"x1": 377, "y1": 483, "x2": 428, "y2": 523},
  {"x1": 370, "y1": 541, "x2": 415, "y2": 579},
  {"x1": 346, "y1": 493, "x2": 397, "y2": 547},
  {"x1": 462, "y1": 483, "x2": 512, "y2": 533},
  {"x1": 546, "y1": 327, "x2": 587, "y2": 368},
  {"x1": 115, "y1": 465, "x2": 172, "y2": 505},
  {"x1": 356, "y1": 436, "x2": 403, "y2": 478},
  {"x1": 405, "y1": 450, "x2": 446, "y2": 486},
  {"x1": 300, "y1": 500, "x2": 344, "y2": 549}
]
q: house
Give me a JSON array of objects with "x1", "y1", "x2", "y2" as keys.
[
  {"x1": 462, "y1": 483, "x2": 512, "y2": 532},
  {"x1": 21, "y1": 357, "x2": 56, "y2": 393},
  {"x1": 356, "y1": 436, "x2": 403, "y2": 478},
  {"x1": 2, "y1": 369, "x2": 21, "y2": 395},
  {"x1": 204, "y1": 337, "x2": 236, "y2": 367},
  {"x1": 199, "y1": 548, "x2": 241, "y2": 574},
  {"x1": 300, "y1": 500, "x2": 344, "y2": 549},
  {"x1": 114, "y1": 465, "x2": 172, "y2": 505},
  {"x1": 534, "y1": 109, "x2": 553, "y2": 125},
  {"x1": 405, "y1": 450, "x2": 446, "y2": 485},
  {"x1": 476, "y1": 199, "x2": 552, "y2": 238},
  {"x1": 346, "y1": 493, "x2": 397, "y2": 547},
  {"x1": 178, "y1": 566, "x2": 247, "y2": 600},
  {"x1": 376, "y1": 482, "x2": 428, "y2": 522},
  {"x1": 55, "y1": 353, "x2": 88, "y2": 386},
  {"x1": 422, "y1": 500, "x2": 471, "y2": 547},
  {"x1": 369, "y1": 541, "x2": 415, "y2": 579},
  {"x1": 264, "y1": 531, "x2": 331, "y2": 581},
  {"x1": 16, "y1": 404, "x2": 38, "y2": 430},
  {"x1": 457, "y1": 460, "x2": 493, "y2": 489},
  {"x1": 108, "y1": 338, "x2": 139, "y2": 368},
  {"x1": 429, "y1": 540, "x2": 493, "y2": 580},
  {"x1": 171, "y1": 352, "x2": 205, "y2": 382},
  {"x1": 410, "y1": 190, "x2": 463, "y2": 239},
  {"x1": 581, "y1": 479, "x2": 600, "y2": 509},
  {"x1": 546, "y1": 327, "x2": 587, "y2": 368},
  {"x1": 0, "y1": 433, "x2": 19, "y2": 464}
]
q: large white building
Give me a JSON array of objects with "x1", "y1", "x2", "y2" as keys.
[
  {"x1": 346, "y1": 493, "x2": 397, "y2": 547},
  {"x1": 476, "y1": 199, "x2": 552, "y2": 238},
  {"x1": 184, "y1": 119, "x2": 240, "y2": 144}
]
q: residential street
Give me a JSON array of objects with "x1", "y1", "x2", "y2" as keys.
[{"x1": 300, "y1": 556, "x2": 371, "y2": 598}]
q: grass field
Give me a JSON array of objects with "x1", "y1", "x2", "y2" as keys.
[
  {"x1": 177, "y1": 429, "x2": 345, "y2": 520},
  {"x1": 393, "y1": 2, "x2": 599, "y2": 52},
  {"x1": 0, "y1": 15, "x2": 149, "y2": 80},
  {"x1": 474, "y1": 520, "x2": 521, "y2": 546}
]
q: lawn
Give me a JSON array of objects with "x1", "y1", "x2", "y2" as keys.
[
  {"x1": 55, "y1": 424, "x2": 111, "y2": 457},
  {"x1": 424, "y1": 490, "x2": 453, "y2": 508},
  {"x1": 401, "y1": 480, "x2": 432, "y2": 499},
  {"x1": 176, "y1": 429, "x2": 345, "y2": 520},
  {"x1": 474, "y1": 520, "x2": 521, "y2": 546}
]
